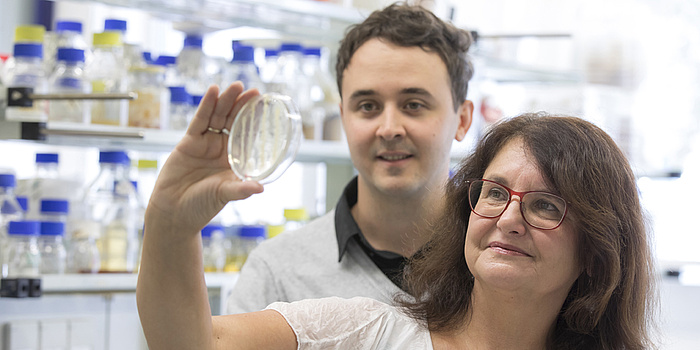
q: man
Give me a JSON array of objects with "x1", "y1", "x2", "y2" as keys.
[{"x1": 226, "y1": 3, "x2": 474, "y2": 313}]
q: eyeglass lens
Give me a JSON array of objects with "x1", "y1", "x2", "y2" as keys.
[{"x1": 468, "y1": 180, "x2": 566, "y2": 229}]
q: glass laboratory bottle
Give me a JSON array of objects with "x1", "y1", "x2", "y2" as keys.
[
  {"x1": 201, "y1": 224, "x2": 226, "y2": 272},
  {"x1": 16, "y1": 153, "x2": 60, "y2": 218},
  {"x1": 87, "y1": 32, "x2": 127, "y2": 126},
  {"x1": 177, "y1": 35, "x2": 221, "y2": 97},
  {"x1": 1, "y1": 173, "x2": 25, "y2": 278},
  {"x1": 237, "y1": 225, "x2": 266, "y2": 268},
  {"x1": 49, "y1": 48, "x2": 90, "y2": 123},
  {"x1": 284, "y1": 208, "x2": 309, "y2": 232},
  {"x1": 5, "y1": 43, "x2": 48, "y2": 122},
  {"x1": 168, "y1": 86, "x2": 191, "y2": 130},
  {"x1": 266, "y1": 43, "x2": 312, "y2": 139},
  {"x1": 47, "y1": 20, "x2": 90, "y2": 72},
  {"x1": 222, "y1": 45, "x2": 265, "y2": 92},
  {"x1": 128, "y1": 64, "x2": 169, "y2": 129},
  {"x1": 39, "y1": 221, "x2": 67, "y2": 274},
  {"x1": 83, "y1": 151, "x2": 139, "y2": 273},
  {"x1": 4, "y1": 220, "x2": 41, "y2": 278}
]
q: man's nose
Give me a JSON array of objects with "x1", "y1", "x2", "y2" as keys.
[{"x1": 376, "y1": 106, "x2": 406, "y2": 140}]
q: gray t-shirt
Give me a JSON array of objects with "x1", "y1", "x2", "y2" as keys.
[{"x1": 226, "y1": 210, "x2": 404, "y2": 314}]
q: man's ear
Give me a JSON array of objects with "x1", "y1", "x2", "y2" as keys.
[{"x1": 455, "y1": 100, "x2": 474, "y2": 141}]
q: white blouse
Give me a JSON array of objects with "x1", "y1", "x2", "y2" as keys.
[{"x1": 266, "y1": 296, "x2": 433, "y2": 350}]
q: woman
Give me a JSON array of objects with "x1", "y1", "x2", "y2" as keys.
[
  {"x1": 398, "y1": 113, "x2": 658, "y2": 349},
  {"x1": 137, "y1": 84, "x2": 657, "y2": 349}
]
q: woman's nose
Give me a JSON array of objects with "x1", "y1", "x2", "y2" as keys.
[{"x1": 496, "y1": 197, "x2": 527, "y2": 235}]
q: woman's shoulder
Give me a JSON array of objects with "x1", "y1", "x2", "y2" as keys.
[
  {"x1": 267, "y1": 296, "x2": 432, "y2": 350},
  {"x1": 267, "y1": 296, "x2": 398, "y2": 326}
]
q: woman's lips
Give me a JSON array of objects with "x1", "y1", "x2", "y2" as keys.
[{"x1": 488, "y1": 242, "x2": 532, "y2": 257}]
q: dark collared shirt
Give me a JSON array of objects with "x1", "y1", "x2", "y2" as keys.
[{"x1": 335, "y1": 177, "x2": 410, "y2": 291}]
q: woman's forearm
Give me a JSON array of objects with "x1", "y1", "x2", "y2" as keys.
[{"x1": 136, "y1": 210, "x2": 215, "y2": 349}]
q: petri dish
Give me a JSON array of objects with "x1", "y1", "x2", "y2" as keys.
[{"x1": 227, "y1": 93, "x2": 302, "y2": 184}]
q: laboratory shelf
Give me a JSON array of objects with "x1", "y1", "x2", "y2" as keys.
[
  {"x1": 40, "y1": 272, "x2": 238, "y2": 294},
  {"x1": 0, "y1": 119, "x2": 354, "y2": 163}
]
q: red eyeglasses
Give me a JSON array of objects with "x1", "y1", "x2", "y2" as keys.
[{"x1": 467, "y1": 179, "x2": 568, "y2": 230}]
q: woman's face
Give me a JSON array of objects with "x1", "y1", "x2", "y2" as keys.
[{"x1": 465, "y1": 138, "x2": 581, "y2": 298}]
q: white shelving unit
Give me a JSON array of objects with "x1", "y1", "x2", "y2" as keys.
[
  {"x1": 0, "y1": 2, "x2": 361, "y2": 349},
  {"x1": 3, "y1": 121, "x2": 354, "y2": 162},
  {"x1": 41, "y1": 272, "x2": 237, "y2": 294},
  {"x1": 0, "y1": 273, "x2": 238, "y2": 349}
]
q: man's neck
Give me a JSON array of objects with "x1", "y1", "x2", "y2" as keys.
[{"x1": 350, "y1": 177, "x2": 446, "y2": 257}]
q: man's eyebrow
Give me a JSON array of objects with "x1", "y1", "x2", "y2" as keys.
[
  {"x1": 348, "y1": 88, "x2": 434, "y2": 100},
  {"x1": 400, "y1": 87, "x2": 433, "y2": 97},
  {"x1": 349, "y1": 90, "x2": 376, "y2": 100}
]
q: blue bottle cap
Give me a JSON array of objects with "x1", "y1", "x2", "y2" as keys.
[
  {"x1": 40, "y1": 221, "x2": 65, "y2": 236},
  {"x1": 155, "y1": 55, "x2": 176, "y2": 66},
  {"x1": 16, "y1": 197, "x2": 28, "y2": 211},
  {"x1": 56, "y1": 48, "x2": 85, "y2": 62},
  {"x1": 99, "y1": 151, "x2": 130, "y2": 164},
  {"x1": 0, "y1": 173, "x2": 16, "y2": 187},
  {"x1": 201, "y1": 224, "x2": 224, "y2": 238},
  {"x1": 303, "y1": 47, "x2": 322, "y2": 57},
  {"x1": 104, "y1": 19, "x2": 127, "y2": 32},
  {"x1": 1, "y1": 199, "x2": 23, "y2": 214},
  {"x1": 184, "y1": 35, "x2": 203, "y2": 48},
  {"x1": 232, "y1": 46, "x2": 255, "y2": 62},
  {"x1": 8, "y1": 221, "x2": 40, "y2": 236},
  {"x1": 239, "y1": 225, "x2": 266, "y2": 239},
  {"x1": 13, "y1": 43, "x2": 43, "y2": 59},
  {"x1": 40, "y1": 199, "x2": 69, "y2": 214},
  {"x1": 55, "y1": 21, "x2": 82, "y2": 33},
  {"x1": 168, "y1": 86, "x2": 190, "y2": 103},
  {"x1": 279, "y1": 43, "x2": 303, "y2": 52},
  {"x1": 264, "y1": 48, "x2": 278, "y2": 57},
  {"x1": 142, "y1": 51, "x2": 153, "y2": 64},
  {"x1": 191, "y1": 95, "x2": 203, "y2": 107},
  {"x1": 36, "y1": 153, "x2": 59, "y2": 164}
]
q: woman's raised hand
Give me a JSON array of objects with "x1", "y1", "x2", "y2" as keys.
[{"x1": 146, "y1": 82, "x2": 264, "y2": 236}]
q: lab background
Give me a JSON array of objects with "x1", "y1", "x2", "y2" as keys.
[{"x1": 0, "y1": 0, "x2": 698, "y2": 349}]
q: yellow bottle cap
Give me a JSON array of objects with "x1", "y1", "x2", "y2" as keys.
[
  {"x1": 129, "y1": 65, "x2": 165, "y2": 74},
  {"x1": 137, "y1": 159, "x2": 158, "y2": 169},
  {"x1": 284, "y1": 208, "x2": 308, "y2": 221},
  {"x1": 267, "y1": 224, "x2": 285, "y2": 239},
  {"x1": 15, "y1": 25, "x2": 45, "y2": 43},
  {"x1": 93, "y1": 32, "x2": 122, "y2": 47},
  {"x1": 91, "y1": 81, "x2": 106, "y2": 93}
]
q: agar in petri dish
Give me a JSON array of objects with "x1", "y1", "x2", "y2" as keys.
[{"x1": 227, "y1": 93, "x2": 302, "y2": 184}]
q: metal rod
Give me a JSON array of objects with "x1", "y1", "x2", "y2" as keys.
[
  {"x1": 41, "y1": 128, "x2": 145, "y2": 139},
  {"x1": 28, "y1": 92, "x2": 138, "y2": 100}
]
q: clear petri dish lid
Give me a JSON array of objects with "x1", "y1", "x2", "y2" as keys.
[{"x1": 227, "y1": 93, "x2": 302, "y2": 184}]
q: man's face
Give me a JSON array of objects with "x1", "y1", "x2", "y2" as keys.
[{"x1": 340, "y1": 38, "x2": 472, "y2": 198}]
